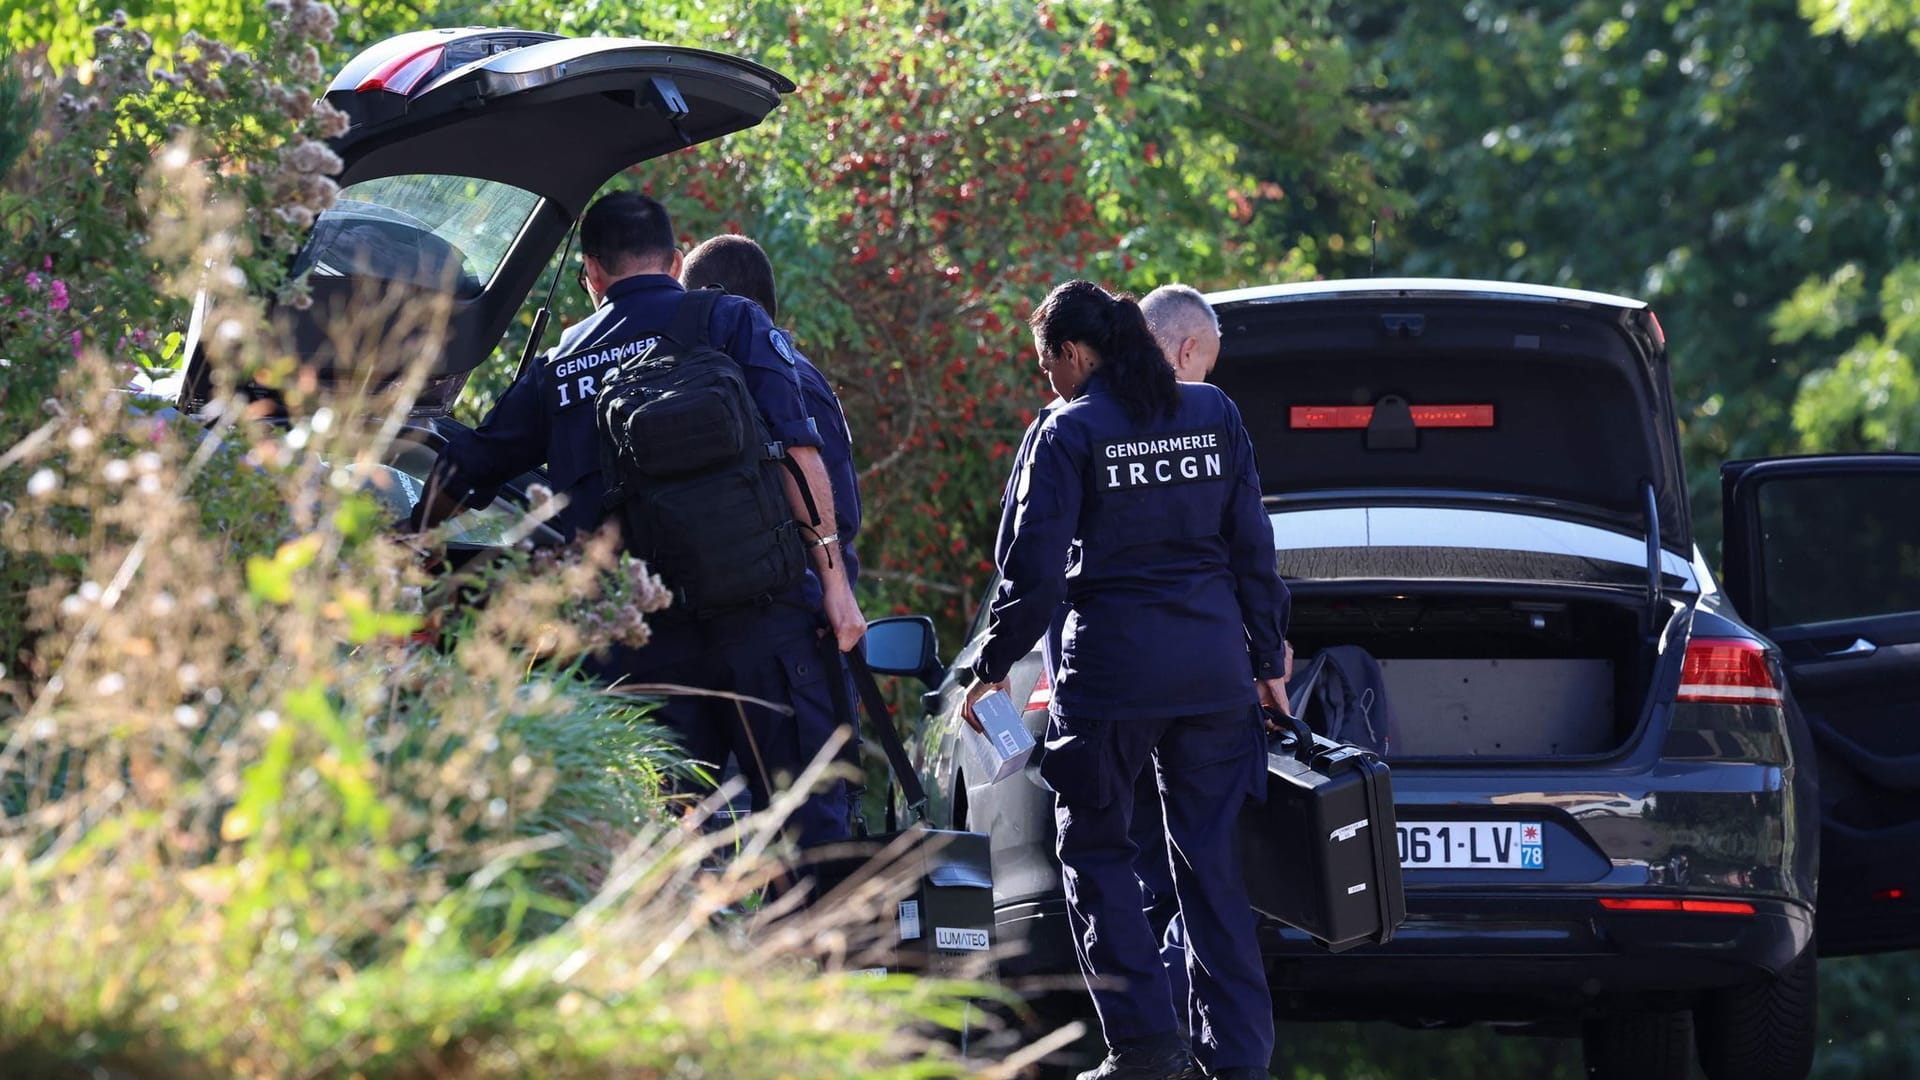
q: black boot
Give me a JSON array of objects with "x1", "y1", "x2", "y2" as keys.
[{"x1": 1074, "y1": 1038, "x2": 1201, "y2": 1080}]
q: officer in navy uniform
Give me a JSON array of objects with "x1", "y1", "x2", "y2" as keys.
[
  {"x1": 409, "y1": 193, "x2": 864, "y2": 849},
  {"x1": 680, "y1": 232, "x2": 867, "y2": 826},
  {"x1": 680, "y1": 234, "x2": 863, "y2": 587},
  {"x1": 964, "y1": 280, "x2": 1290, "y2": 1080}
]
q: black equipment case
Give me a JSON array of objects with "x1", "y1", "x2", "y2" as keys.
[
  {"x1": 802, "y1": 650, "x2": 996, "y2": 976},
  {"x1": 1239, "y1": 661, "x2": 1406, "y2": 952},
  {"x1": 815, "y1": 827, "x2": 995, "y2": 976}
]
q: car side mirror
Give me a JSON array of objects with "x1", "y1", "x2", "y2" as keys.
[{"x1": 864, "y1": 615, "x2": 943, "y2": 686}]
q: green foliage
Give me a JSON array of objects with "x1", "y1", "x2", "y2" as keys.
[
  {"x1": 1346, "y1": 0, "x2": 1920, "y2": 556},
  {"x1": 0, "y1": 5, "x2": 346, "y2": 451},
  {"x1": 0, "y1": 11, "x2": 997, "y2": 1072},
  {"x1": 0, "y1": 339, "x2": 988, "y2": 1079},
  {"x1": 1783, "y1": 263, "x2": 1920, "y2": 450},
  {"x1": 1802, "y1": 0, "x2": 1920, "y2": 48},
  {"x1": 0, "y1": 51, "x2": 34, "y2": 180},
  {"x1": 1815, "y1": 954, "x2": 1920, "y2": 1077},
  {"x1": 1126, "y1": 1, "x2": 1408, "y2": 281},
  {"x1": 0, "y1": 5, "x2": 346, "y2": 676},
  {"x1": 447, "y1": 0, "x2": 1395, "y2": 644}
]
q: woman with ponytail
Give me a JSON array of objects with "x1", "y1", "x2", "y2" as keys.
[{"x1": 963, "y1": 280, "x2": 1292, "y2": 1080}]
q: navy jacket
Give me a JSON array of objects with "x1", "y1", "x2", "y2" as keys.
[
  {"x1": 782, "y1": 328, "x2": 862, "y2": 587},
  {"x1": 975, "y1": 374, "x2": 1291, "y2": 721},
  {"x1": 427, "y1": 275, "x2": 820, "y2": 543}
]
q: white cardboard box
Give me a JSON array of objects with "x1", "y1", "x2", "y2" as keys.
[{"x1": 962, "y1": 689, "x2": 1036, "y2": 783}]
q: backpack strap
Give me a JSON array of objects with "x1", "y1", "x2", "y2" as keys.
[
  {"x1": 845, "y1": 649, "x2": 929, "y2": 824},
  {"x1": 664, "y1": 285, "x2": 724, "y2": 349},
  {"x1": 818, "y1": 635, "x2": 866, "y2": 836},
  {"x1": 669, "y1": 287, "x2": 823, "y2": 530}
]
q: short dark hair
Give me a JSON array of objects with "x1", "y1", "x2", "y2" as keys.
[
  {"x1": 580, "y1": 191, "x2": 676, "y2": 273},
  {"x1": 682, "y1": 234, "x2": 779, "y2": 322}
]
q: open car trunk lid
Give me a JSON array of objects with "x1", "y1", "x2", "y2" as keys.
[
  {"x1": 178, "y1": 28, "x2": 794, "y2": 417},
  {"x1": 1207, "y1": 279, "x2": 1691, "y2": 556}
]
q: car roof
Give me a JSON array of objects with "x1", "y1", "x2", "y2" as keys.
[{"x1": 1207, "y1": 277, "x2": 1649, "y2": 312}]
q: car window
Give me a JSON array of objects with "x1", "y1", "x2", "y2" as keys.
[
  {"x1": 343, "y1": 461, "x2": 550, "y2": 548},
  {"x1": 294, "y1": 174, "x2": 540, "y2": 297},
  {"x1": 967, "y1": 575, "x2": 998, "y2": 637},
  {"x1": 1755, "y1": 472, "x2": 1920, "y2": 628},
  {"x1": 1269, "y1": 507, "x2": 1698, "y2": 591}
]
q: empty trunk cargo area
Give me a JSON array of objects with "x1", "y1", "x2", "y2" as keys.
[{"x1": 1286, "y1": 593, "x2": 1660, "y2": 758}]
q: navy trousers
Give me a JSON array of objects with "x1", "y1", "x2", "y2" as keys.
[
  {"x1": 1042, "y1": 705, "x2": 1274, "y2": 1072},
  {"x1": 1130, "y1": 765, "x2": 1191, "y2": 1026},
  {"x1": 590, "y1": 601, "x2": 851, "y2": 849}
]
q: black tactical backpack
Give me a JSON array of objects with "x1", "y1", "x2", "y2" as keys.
[{"x1": 592, "y1": 288, "x2": 814, "y2": 615}]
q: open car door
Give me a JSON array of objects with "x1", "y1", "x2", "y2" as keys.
[
  {"x1": 1722, "y1": 453, "x2": 1920, "y2": 956},
  {"x1": 178, "y1": 28, "x2": 793, "y2": 417}
]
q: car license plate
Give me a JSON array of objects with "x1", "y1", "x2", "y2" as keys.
[{"x1": 1397, "y1": 821, "x2": 1544, "y2": 869}]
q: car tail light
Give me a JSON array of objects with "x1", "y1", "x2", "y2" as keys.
[
  {"x1": 1289, "y1": 404, "x2": 1495, "y2": 429},
  {"x1": 1875, "y1": 888, "x2": 1906, "y2": 901},
  {"x1": 1598, "y1": 898, "x2": 1756, "y2": 915},
  {"x1": 1677, "y1": 638, "x2": 1784, "y2": 706},
  {"x1": 356, "y1": 45, "x2": 445, "y2": 95},
  {"x1": 1025, "y1": 667, "x2": 1052, "y2": 713}
]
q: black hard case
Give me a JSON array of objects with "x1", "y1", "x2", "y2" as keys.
[
  {"x1": 807, "y1": 828, "x2": 995, "y2": 975},
  {"x1": 1239, "y1": 729, "x2": 1406, "y2": 952}
]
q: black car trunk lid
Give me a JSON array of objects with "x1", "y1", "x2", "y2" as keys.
[
  {"x1": 1208, "y1": 279, "x2": 1691, "y2": 557},
  {"x1": 178, "y1": 28, "x2": 794, "y2": 418}
]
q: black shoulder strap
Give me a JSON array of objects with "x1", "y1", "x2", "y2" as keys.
[
  {"x1": 1286, "y1": 653, "x2": 1329, "y2": 725},
  {"x1": 845, "y1": 649, "x2": 929, "y2": 822},
  {"x1": 664, "y1": 286, "x2": 724, "y2": 349}
]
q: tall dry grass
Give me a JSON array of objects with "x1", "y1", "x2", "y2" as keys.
[{"x1": 0, "y1": 140, "x2": 1042, "y2": 1079}]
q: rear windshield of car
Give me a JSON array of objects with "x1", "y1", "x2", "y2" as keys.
[
  {"x1": 1270, "y1": 507, "x2": 1697, "y2": 590},
  {"x1": 1209, "y1": 294, "x2": 1691, "y2": 553},
  {"x1": 1273, "y1": 546, "x2": 1692, "y2": 589},
  {"x1": 295, "y1": 174, "x2": 540, "y2": 296}
]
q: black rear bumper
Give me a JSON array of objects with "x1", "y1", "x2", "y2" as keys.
[{"x1": 993, "y1": 892, "x2": 1814, "y2": 1021}]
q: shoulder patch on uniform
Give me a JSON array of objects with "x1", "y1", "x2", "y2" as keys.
[
  {"x1": 1096, "y1": 428, "x2": 1229, "y2": 490},
  {"x1": 770, "y1": 329, "x2": 799, "y2": 366}
]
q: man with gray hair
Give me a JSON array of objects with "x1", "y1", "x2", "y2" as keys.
[{"x1": 1140, "y1": 283, "x2": 1221, "y2": 383}]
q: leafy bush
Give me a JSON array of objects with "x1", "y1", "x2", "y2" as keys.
[
  {"x1": 0, "y1": 12, "x2": 1008, "y2": 1076},
  {"x1": 1, "y1": 3, "x2": 348, "y2": 675},
  {"x1": 446, "y1": 0, "x2": 1402, "y2": 639},
  {"x1": 0, "y1": 214, "x2": 997, "y2": 1080}
]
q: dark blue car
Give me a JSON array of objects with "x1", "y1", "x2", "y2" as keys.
[{"x1": 866, "y1": 278, "x2": 1920, "y2": 1080}]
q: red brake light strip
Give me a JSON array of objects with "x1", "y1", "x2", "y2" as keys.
[
  {"x1": 1290, "y1": 405, "x2": 1495, "y2": 429},
  {"x1": 1025, "y1": 667, "x2": 1052, "y2": 712},
  {"x1": 1597, "y1": 898, "x2": 1756, "y2": 915},
  {"x1": 357, "y1": 45, "x2": 445, "y2": 95}
]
